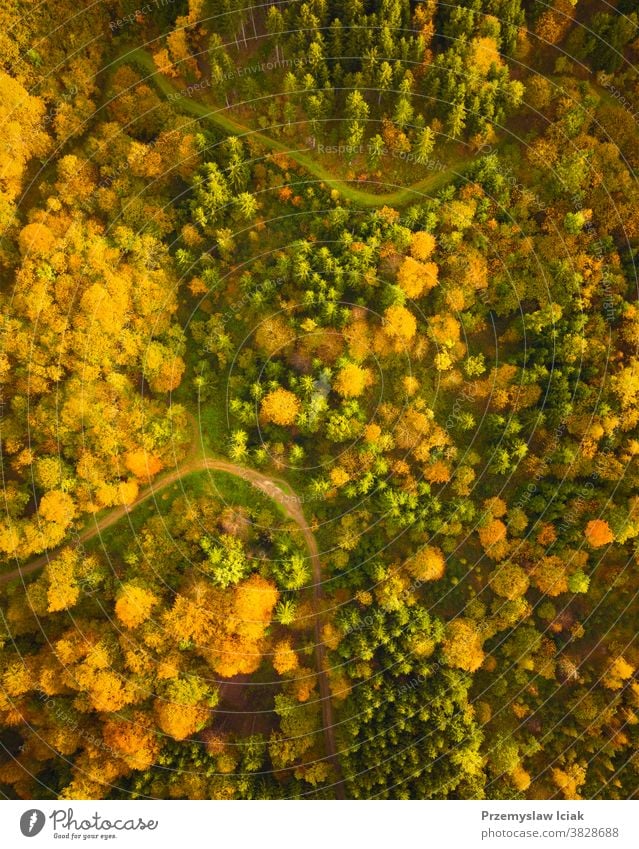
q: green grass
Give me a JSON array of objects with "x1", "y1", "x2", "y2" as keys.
[{"x1": 195, "y1": 398, "x2": 230, "y2": 456}]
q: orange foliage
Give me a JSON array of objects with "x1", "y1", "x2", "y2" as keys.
[
  {"x1": 115, "y1": 583, "x2": 159, "y2": 629},
  {"x1": 18, "y1": 222, "x2": 56, "y2": 257},
  {"x1": 584, "y1": 519, "x2": 614, "y2": 548},
  {"x1": 441, "y1": 618, "x2": 485, "y2": 672},
  {"x1": 424, "y1": 460, "x2": 451, "y2": 484},
  {"x1": 154, "y1": 700, "x2": 209, "y2": 741},
  {"x1": 233, "y1": 574, "x2": 279, "y2": 637},
  {"x1": 406, "y1": 546, "x2": 446, "y2": 581},
  {"x1": 102, "y1": 714, "x2": 160, "y2": 771},
  {"x1": 479, "y1": 519, "x2": 507, "y2": 550},
  {"x1": 273, "y1": 640, "x2": 300, "y2": 675},
  {"x1": 124, "y1": 449, "x2": 163, "y2": 481}
]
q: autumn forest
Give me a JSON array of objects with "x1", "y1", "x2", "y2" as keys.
[{"x1": 1, "y1": 0, "x2": 639, "y2": 802}]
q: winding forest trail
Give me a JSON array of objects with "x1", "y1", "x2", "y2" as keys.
[
  {"x1": 2, "y1": 455, "x2": 346, "y2": 798},
  {"x1": 111, "y1": 46, "x2": 472, "y2": 208}
]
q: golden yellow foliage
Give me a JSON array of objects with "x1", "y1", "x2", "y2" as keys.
[
  {"x1": 442, "y1": 618, "x2": 485, "y2": 672},
  {"x1": 471, "y1": 36, "x2": 502, "y2": 74},
  {"x1": 115, "y1": 583, "x2": 159, "y2": 629},
  {"x1": 273, "y1": 640, "x2": 300, "y2": 675},
  {"x1": 397, "y1": 257, "x2": 439, "y2": 298},
  {"x1": 383, "y1": 305, "x2": 416, "y2": 341},
  {"x1": 429, "y1": 313, "x2": 460, "y2": 347},
  {"x1": 255, "y1": 316, "x2": 295, "y2": 355},
  {"x1": 46, "y1": 548, "x2": 80, "y2": 613},
  {"x1": 410, "y1": 231, "x2": 436, "y2": 261},
  {"x1": 260, "y1": 388, "x2": 301, "y2": 426},
  {"x1": 511, "y1": 765, "x2": 531, "y2": 791},
  {"x1": 329, "y1": 466, "x2": 350, "y2": 487},
  {"x1": 334, "y1": 362, "x2": 371, "y2": 398},
  {"x1": 406, "y1": 546, "x2": 446, "y2": 581},
  {"x1": 39, "y1": 490, "x2": 76, "y2": 527},
  {"x1": 85, "y1": 670, "x2": 133, "y2": 713},
  {"x1": 118, "y1": 480, "x2": 139, "y2": 506},
  {"x1": 604, "y1": 657, "x2": 635, "y2": 691},
  {"x1": 551, "y1": 763, "x2": 586, "y2": 800},
  {"x1": 124, "y1": 449, "x2": 163, "y2": 481}
]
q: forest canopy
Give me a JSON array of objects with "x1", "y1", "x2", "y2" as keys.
[{"x1": 1, "y1": 0, "x2": 639, "y2": 803}]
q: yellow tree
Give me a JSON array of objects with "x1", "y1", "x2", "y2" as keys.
[
  {"x1": 383, "y1": 305, "x2": 416, "y2": 343},
  {"x1": 397, "y1": 256, "x2": 439, "y2": 298},
  {"x1": 410, "y1": 231, "x2": 436, "y2": 261},
  {"x1": 406, "y1": 545, "x2": 446, "y2": 581},
  {"x1": 115, "y1": 583, "x2": 159, "y2": 629},
  {"x1": 441, "y1": 619, "x2": 485, "y2": 672},
  {"x1": 334, "y1": 363, "x2": 371, "y2": 398},
  {"x1": 260, "y1": 388, "x2": 301, "y2": 426},
  {"x1": 584, "y1": 519, "x2": 614, "y2": 548}
]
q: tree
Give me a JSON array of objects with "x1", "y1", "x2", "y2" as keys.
[
  {"x1": 367, "y1": 134, "x2": 385, "y2": 169},
  {"x1": 413, "y1": 126, "x2": 435, "y2": 164},
  {"x1": 260, "y1": 388, "x2": 301, "y2": 426},
  {"x1": 154, "y1": 698, "x2": 210, "y2": 742},
  {"x1": 406, "y1": 546, "x2": 446, "y2": 581},
  {"x1": 603, "y1": 656, "x2": 635, "y2": 691},
  {"x1": 236, "y1": 191, "x2": 258, "y2": 220},
  {"x1": 479, "y1": 519, "x2": 507, "y2": 551},
  {"x1": 102, "y1": 713, "x2": 160, "y2": 771},
  {"x1": 334, "y1": 363, "x2": 370, "y2": 398},
  {"x1": 490, "y1": 562, "x2": 529, "y2": 600},
  {"x1": 200, "y1": 534, "x2": 250, "y2": 588},
  {"x1": 531, "y1": 555, "x2": 569, "y2": 597},
  {"x1": 143, "y1": 342, "x2": 186, "y2": 393},
  {"x1": 383, "y1": 305, "x2": 416, "y2": 342},
  {"x1": 46, "y1": 548, "x2": 80, "y2": 613},
  {"x1": 273, "y1": 640, "x2": 300, "y2": 675},
  {"x1": 38, "y1": 490, "x2": 76, "y2": 527},
  {"x1": 18, "y1": 222, "x2": 56, "y2": 256},
  {"x1": 397, "y1": 257, "x2": 439, "y2": 298},
  {"x1": 115, "y1": 583, "x2": 159, "y2": 629},
  {"x1": 584, "y1": 519, "x2": 614, "y2": 548},
  {"x1": 124, "y1": 449, "x2": 163, "y2": 481},
  {"x1": 345, "y1": 90, "x2": 369, "y2": 147},
  {"x1": 441, "y1": 618, "x2": 485, "y2": 672},
  {"x1": 410, "y1": 231, "x2": 436, "y2": 261}
]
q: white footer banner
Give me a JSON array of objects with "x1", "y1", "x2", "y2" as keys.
[{"x1": 0, "y1": 800, "x2": 636, "y2": 848}]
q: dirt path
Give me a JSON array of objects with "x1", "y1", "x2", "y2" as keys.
[{"x1": 0, "y1": 455, "x2": 346, "y2": 797}]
